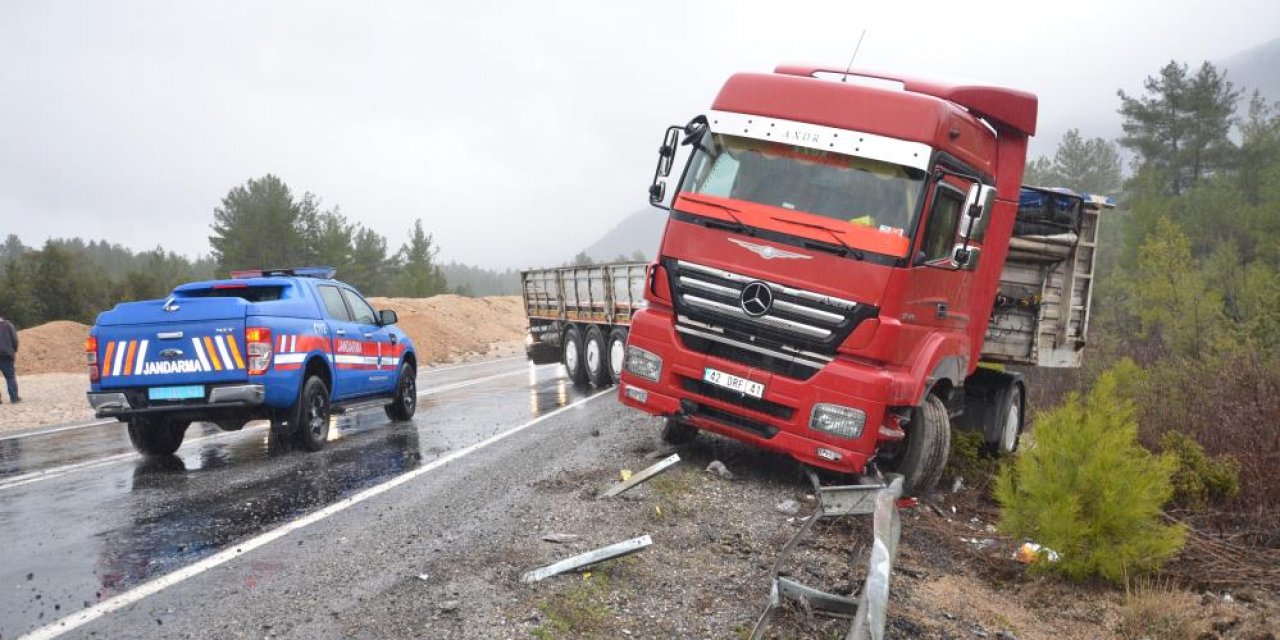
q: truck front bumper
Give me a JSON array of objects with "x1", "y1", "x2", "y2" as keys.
[
  {"x1": 88, "y1": 384, "x2": 266, "y2": 420},
  {"x1": 618, "y1": 307, "x2": 897, "y2": 475}
]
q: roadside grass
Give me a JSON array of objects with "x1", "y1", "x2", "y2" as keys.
[
  {"x1": 1115, "y1": 577, "x2": 1198, "y2": 640},
  {"x1": 648, "y1": 468, "x2": 701, "y2": 520},
  {"x1": 530, "y1": 572, "x2": 617, "y2": 639}
]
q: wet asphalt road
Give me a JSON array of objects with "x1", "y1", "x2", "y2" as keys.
[{"x1": 0, "y1": 356, "x2": 611, "y2": 639}]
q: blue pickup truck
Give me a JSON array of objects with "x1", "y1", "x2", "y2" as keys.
[{"x1": 85, "y1": 267, "x2": 418, "y2": 456}]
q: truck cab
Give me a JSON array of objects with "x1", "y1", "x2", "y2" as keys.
[
  {"x1": 619, "y1": 66, "x2": 1077, "y2": 494},
  {"x1": 86, "y1": 268, "x2": 419, "y2": 456}
]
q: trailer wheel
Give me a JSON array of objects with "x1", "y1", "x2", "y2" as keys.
[
  {"x1": 127, "y1": 417, "x2": 189, "y2": 456},
  {"x1": 996, "y1": 384, "x2": 1023, "y2": 454},
  {"x1": 606, "y1": 327, "x2": 628, "y2": 385},
  {"x1": 584, "y1": 325, "x2": 610, "y2": 387},
  {"x1": 291, "y1": 376, "x2": 332, "y2": 452},
  {"x1": 562, "y1": 325, "x2": 589, "y2": 387},
  {"x1": 385, "y1": 361, "x2": 417, "y2": 421},
  {"x1": 880, "y1": 394, "x2": 951, "y2": 496},
  {"x1": 660, "y1": 417, "x2": 698, "y2": 445}
]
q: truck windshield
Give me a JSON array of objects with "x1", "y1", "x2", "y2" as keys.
[{"x1": 679, "y1": 133, "x2": 927, "y2": 253}]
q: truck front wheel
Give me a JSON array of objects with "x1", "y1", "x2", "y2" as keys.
[
  {"x1": 291, "y1": 376, "x2": 332, "y2": 452},
  {"x1": 879, "y1": 394, "x2": 951, "y2": 496},
  {"x1": 385, "y1": 362, "x2": 417, "y2": 421},
  {"x1": 127, "y1": 417, "x2": 189, "y2": 456}
]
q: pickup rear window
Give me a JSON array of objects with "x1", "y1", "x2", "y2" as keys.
[{"x1": 178, "y1": 285, "x2": 287, "y2": 302}]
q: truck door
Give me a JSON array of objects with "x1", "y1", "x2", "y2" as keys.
[
  {"x1": 316, "y1": 284, "x2": 367, "y2": 399},
  {"x1": 340, "y1": 287, "x2": 397, "y2": 396},
  {"x1": 903, "y1": 177, "x2": 975, "y2": 339}
]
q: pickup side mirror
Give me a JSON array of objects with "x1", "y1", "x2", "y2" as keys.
[{"x1": 379, "y1": 309, "x2": 398, "y2": 326}]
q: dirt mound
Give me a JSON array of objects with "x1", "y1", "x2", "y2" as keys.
[
  {"x1": 12, "y1": 296, "x2": 524, "y2": 376},
  {"x1": 366, "y1": 295, "x2": 525, "y2": 364},
  {"x1": 16, "y1": 321, "x2": 91, "y2": 375}
]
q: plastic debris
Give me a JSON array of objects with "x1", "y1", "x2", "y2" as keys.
[
  {"x1": 1015, "y1": 542, "x2": 1061, "y2": 564},
  {"x1": 706, "y1": 460, "x2": 734, "y2": 480},
  {"x1": 620, "y1": 469, "x2": 633, "y2": 481}
]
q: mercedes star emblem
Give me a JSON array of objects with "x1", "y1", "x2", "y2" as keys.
[{"x1": 740, "y1": 281, "x2": 774, "y2": 317}]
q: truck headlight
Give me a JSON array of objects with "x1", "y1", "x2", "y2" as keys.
[
  {"x1": 810, "y1": 403, "x2": 866, "y2": 439},
  {"x1": 624, "y1": 345, "x2": 662, "y2": 381}
]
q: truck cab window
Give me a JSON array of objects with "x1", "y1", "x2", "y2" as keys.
[
  {"x1": 318, "y1": 285, "x2": 353, "y2": 322},
  {"x1": 919, "y1": 186, "x2": 964, "y2": 263},
  {"x1": 341, "y1": 289, "x2": 378, "y2": 325}
]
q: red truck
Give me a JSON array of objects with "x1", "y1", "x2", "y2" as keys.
[{"x1": 615, "y1": 65, "x2": 1111, "y2": 494}]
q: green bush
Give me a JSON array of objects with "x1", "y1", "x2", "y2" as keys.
[
  {"x1": 994, "y1": 363, "x2": 1186, "y2": 583},
  {"x1": 1161, "y1": 431, "x2": 1241, "y2": 509}
]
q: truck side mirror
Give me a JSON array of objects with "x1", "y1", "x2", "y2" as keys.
[
  {"x1": 379, "y1": 309, "x2": 398, "y2": 326},
  {"x1": 959, "y1": 184, "x2": 997, "y2": 240},
  {"x1": 649, "y1": 124, "x2": 686, "y2": 210}
]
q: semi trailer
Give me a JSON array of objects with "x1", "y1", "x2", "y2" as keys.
[{"x1": 609, "y1": 64, "x2": 1112, "y2": 494}]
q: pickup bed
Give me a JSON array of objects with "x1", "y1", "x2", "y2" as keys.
[{"x1": 86, "y1": 268, "x2": 418, "y2": 456}]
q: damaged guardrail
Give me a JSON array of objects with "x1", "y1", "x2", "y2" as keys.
[{"x1": 749, "y1": 470, "x2": 904, "y2": 640}]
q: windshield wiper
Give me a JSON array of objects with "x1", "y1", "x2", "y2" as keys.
[
  {"x1": 769, "y1": 216, "x2": 865, "y2": 260},
  {"x1": 679, "y1": 194, "x2": 755, "y2": 236}
]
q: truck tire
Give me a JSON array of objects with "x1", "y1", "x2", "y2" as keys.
[
  {"x1": 996, "y1": 384, "x2": 1023, "y2": 454},
  {"x1": 291, "y1": 376, "x2": 332, "y2": 452},
  {"x1": 127, "y1": 417, "x2": 189, "y2": 456},
  {"x1": 881, "y1": 394, "x2": 951, "y2": 496},
  {"x1": 562, "y1": 325, "x2": 589, "y2": 387},
  {"x1": 385, "y1": 362, "x2": 418, "y2": 421},
  {"x1": 606, "y1": 328, "x2": 628, "y2": 385},
  {"x1": 584, "y1": 325, "x2": 610, "y2": 387},
  {"x1": 660, "y1": 417, "x2": 698, "y2": 445}
]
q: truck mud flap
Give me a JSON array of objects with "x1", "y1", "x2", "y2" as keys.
[{"x1": 749, "y1": 470, "x2": 904, "y2": 640}]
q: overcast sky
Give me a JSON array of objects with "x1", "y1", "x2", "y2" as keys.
[{"x1": 2, "y1": 1, "x2": 1277, "y2": 269}]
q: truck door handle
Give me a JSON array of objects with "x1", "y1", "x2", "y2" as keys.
[
  {"x1": 364, "y1": 333, "x2": 373, "y2": 339},
  {"x1": 936, "y1": 302, "x2": 948, "y2": 319},
  {"x1": 335, "y1": 329, "x2": 346, "y2": 336}
]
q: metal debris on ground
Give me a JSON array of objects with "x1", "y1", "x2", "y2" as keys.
[
  {"x1": 748, "y1": 470, "x2": 904, "y2": 640},
  {"x1": 1015, "y1": 542, "x2": 1060, "y2": 564},
  {"x1": 598, "y1": 454, "x2": 681, "y2": 498},
  {"x1": 540, "y1": 533, "x2": 580, "y2": 544},
  {"x1": 520, "y1": 535, "x2": 653, "y2": 583}
]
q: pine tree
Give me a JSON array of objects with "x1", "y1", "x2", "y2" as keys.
[
  {"x1": 394, "y1": 219, "x2": 447, "y2": 297},
  {"x1": 1050, "y1": 129, "x2": 1123, "y2": 195},
  {"x1": 1118, "y1": 61, "x2": 1241, "y2": 195},
  {"x1": 347, "y1": 227, "x2": 393, "y2": 296},
  {"x1": 209, "y1": 175, "x2": 309, "y2": 272}
]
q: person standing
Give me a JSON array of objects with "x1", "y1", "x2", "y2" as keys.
[{"x1": 0, "y1": 314, "x2": 19, "y2": 404}]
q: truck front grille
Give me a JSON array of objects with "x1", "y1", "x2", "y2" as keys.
[
  {"x1": 679, "y1": 376, "x2": 795, "y2": 420},
  {"x1": 667, "y1": 259, "x2": 877, "y2": 376}
]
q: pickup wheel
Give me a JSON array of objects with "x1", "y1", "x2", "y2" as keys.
[
  {"x1": 660, "y1": 418, "x2": 698, "y2": 445},
  {"x1": 879, "y1": 394, "x2": 951, "y2": 496},
  {"x1": 562, "y1": 325, "x2": 589, "y2": 387},
  {"x1": 584, "y1": 325, "x2": 610, "y2": 387},
  {"x1": 606, "y1": 328, "x2": 628, "y2": 385},
  {"x1": 127, "y1": 417, "x2": 189, "y2": 456},
  {"x1": 385, "y1": 362, "x2": 417, "y2": 421},
  {"x1": 291, "y1": 376, "x2": 332, "y2": 452}
]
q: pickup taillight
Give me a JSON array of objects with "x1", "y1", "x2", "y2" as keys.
[
  {"x1": 85, "y1": 336, "x2": 99, "y2": 383},
  {"x1": 245, "y1": 327, "x2": 272, "y2": 375}
]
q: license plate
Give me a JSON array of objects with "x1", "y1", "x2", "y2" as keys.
[
  {"x1": 703, "y1": 368, "x2": 764, "y2": 398},
  {"x1": 148, "y1": 385, "x2": 205, "y2": 401}
]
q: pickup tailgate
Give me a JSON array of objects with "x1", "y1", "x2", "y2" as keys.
[{"x1": 95, "y1": 297, "x2": 250, "y2": 389}]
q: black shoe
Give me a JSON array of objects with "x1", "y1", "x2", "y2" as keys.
[{"x1": 10, "y1": 398, "x2": 19, "y2": 404}]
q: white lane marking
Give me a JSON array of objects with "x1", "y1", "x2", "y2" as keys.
[
  {"x1": 417, "y1": 355, "x2": 523, "y2": 376},
  {"x1": 0, "y1": 420, "x2": 115, "y2": 442},
  {"x1": 0, "y1": 358, "x2": 528, "y2": 443},
  {"x1": 18, "y1": 390, "x2": 611, "y2": 640},
  {"x1": 0, "y1": 366, "x2": 556, "y2": 491}
]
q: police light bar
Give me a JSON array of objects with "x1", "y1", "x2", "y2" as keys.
[{"x1": 228, "y1": 267, "x2": 338, "y2": 280}]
